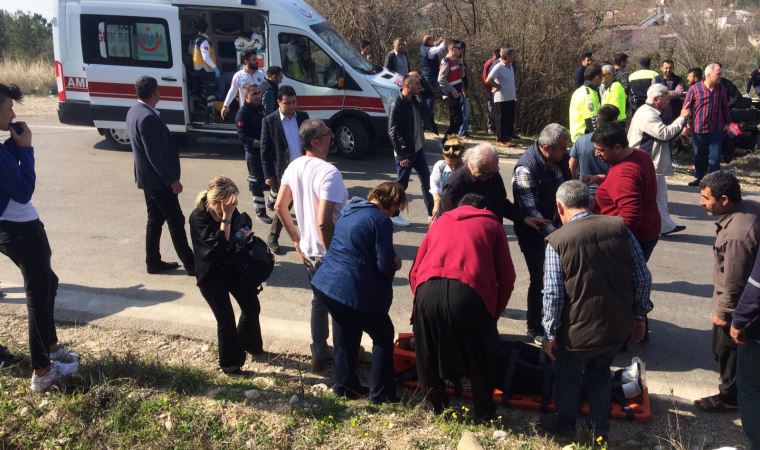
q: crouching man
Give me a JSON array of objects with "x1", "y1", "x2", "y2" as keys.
[{"x1": 540, "y1": 180, "x2": 653, "y2": 445}]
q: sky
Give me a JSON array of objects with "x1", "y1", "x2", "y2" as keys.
[{"x1": 0, "y1": 0, "x2": 55, "y2": 19}]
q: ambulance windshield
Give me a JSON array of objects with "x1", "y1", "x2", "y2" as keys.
[{"x1": 311, "y1": 22, "x2": 381, "y2": 75}]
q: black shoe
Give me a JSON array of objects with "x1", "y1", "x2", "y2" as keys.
[
  {"x1": 0, "y1": 345, "x2": 22, "y2": 369},
  {"x1": 267, "y1": 237, "x2": 282, "y2": 255},
  {"x1": 185, "y1": 266, "x2": 196, "y2": 277},
  {"x1": 147, "y1": 261, "x2": 180, "y2": 274},
  {"x1": 661, "y1": 225, "x2": 686, "y2": 236},
  {"x1": 540, "y1": 414, "x2": 575, "y2": 437},
  {"x1": 687, "y1": 178, "x2": 702, "y2": 187},
  {"x1": 256, "y1": 211, "x2": 273, "y2": 224},
  {"x1": 335, "y1": 384, "x2": 370, "y2": 399}
]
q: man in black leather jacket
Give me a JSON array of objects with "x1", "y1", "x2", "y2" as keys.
[{"x1": 388, "y1": 73, "x2": 438, "y2": 226}]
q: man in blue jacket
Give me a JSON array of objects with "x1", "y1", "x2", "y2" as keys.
[{"x1": 732, "y1": 252, "x2": 760, "y2": 449}]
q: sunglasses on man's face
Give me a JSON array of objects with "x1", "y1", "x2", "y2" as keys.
[{"x1": 444, "y1": 144, "x2": 463, "y2": 151}]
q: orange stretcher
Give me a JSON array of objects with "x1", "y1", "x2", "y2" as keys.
[{"x1": 393, "y1": 332, "x2": 652, "y2": 421}]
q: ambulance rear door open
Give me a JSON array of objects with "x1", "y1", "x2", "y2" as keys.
[{"x1": 79, "y1": 2, "x2": 187, "y2": 133}]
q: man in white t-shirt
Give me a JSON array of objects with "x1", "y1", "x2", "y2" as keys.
[
  {"x1": 275, "y1": 119, "x2": 349, "y2": 371},
  {"x1": 486, "y1": 47, "x2": 517, "y2": 147},
  {"x1": 220, "y1": 48, "x2": 266, "y2": 119}
]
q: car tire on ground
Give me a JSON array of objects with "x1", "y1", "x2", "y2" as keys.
[
  {"x1": 333, "y1": 117, "x2": 369, "y2": 159},
  {"x1": 101, "y1": 128, "x2": 132, "y2": 151}
]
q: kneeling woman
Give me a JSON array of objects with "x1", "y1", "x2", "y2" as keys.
[
  {"x1": 190, "y1": 176, "x2": 263, "y2": 374},
  {"x1": 410, "y1": 193, "x2": 516, "y2": 420},
  {"x1": 311, "y1": 182, "x2": 406, "y2": 403}
]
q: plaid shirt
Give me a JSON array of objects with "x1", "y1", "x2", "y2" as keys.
[
  {"x1": 511, "y1": 165, "x2": 565, "y2": 235},
  {"x1": 683, "y1": 81, "x2": 729, "y2": 134},
  {"x1": 541, "y1": 211, "x2": 654, "y2": 340}
]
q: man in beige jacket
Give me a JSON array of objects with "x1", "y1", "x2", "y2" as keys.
[{"x1": 627, "y1": 84, "x2": 689, "y2": 235}]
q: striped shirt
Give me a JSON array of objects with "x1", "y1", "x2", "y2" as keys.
[
  {"x1": 683, "y1": 81, "x2": 729, "y2": 134},
  {"x1": 541, "y1": 210, "x2": 653, "y2": 341}
]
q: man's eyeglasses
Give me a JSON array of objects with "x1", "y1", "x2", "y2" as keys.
[
  {"x1": 314, "y1": 131, "x2": 333, "y2": 140},
  {"x1": 443, "y1": 144, "x2": 464, "y2": 151}
]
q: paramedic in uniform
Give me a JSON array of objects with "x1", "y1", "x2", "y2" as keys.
[
  {"x1": 221, "y1": 48, "x2": 265, "y2": 120},
  {"x1": 192, "y1": 19, "x2": 219, "y2": 115},
  {"x1": 235, "y1": 83, "x2": 271, "y2": 224}
]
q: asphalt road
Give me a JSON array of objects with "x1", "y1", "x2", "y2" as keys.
[{"x1": 0, "y1": 116, "x2": 745, "y2": 404}]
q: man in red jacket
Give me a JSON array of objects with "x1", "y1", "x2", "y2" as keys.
[
  {"x1": 592, "y1": 123, "x2": 659, "y2": 344},
  {"x1": 591, "y1": 123, "x2": 660, "y2": 260}
]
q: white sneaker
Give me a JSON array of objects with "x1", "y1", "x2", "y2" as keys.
[
  {"x1": 391, "y1": 216, "x2": 410, "y2": 227},
  {"x1": 30, "y1": 360, "x2": 79, "y2": 392},
  {"x1": 49, "y1": 346, "x2": 80, "y2": 364}
]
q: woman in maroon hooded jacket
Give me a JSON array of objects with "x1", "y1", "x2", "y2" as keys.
[{"x1": 409, "y1": 193, "x2": 516, "y2": 420}]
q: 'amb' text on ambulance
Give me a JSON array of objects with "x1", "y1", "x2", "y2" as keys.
[{"x1": 53, "y1": 0, "x2": 402, "y2": 159}]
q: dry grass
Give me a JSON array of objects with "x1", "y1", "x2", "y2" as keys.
[{"x1": 0, "y1": 58, "x2": 56, "y2": 96}]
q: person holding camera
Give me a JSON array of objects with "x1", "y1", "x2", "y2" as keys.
[
  {"x1": 0, "y1": 83, "x2": 80, "y2": 391},
  {"x1": 189, "y1": 176, "x2": 264, "y2": 375}
]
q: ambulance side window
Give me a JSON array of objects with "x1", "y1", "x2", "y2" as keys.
[
  {"x1": 278, "y1": 33, "x2": 341, "y2": 88},
  {"x1": 81, "y1": 15, "x2": 173, "y2": 68}
]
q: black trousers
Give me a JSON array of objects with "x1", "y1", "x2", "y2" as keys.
[
  {"x1": 317, "y1": 291, "x2": 396, "y2": 403},
  {"x1": 268, "y1": 200, "x2": 293, "y2": 243},
  {"x1": 0, "y1": 219, "x2": 58, "y2": 370},
  {"x1": 198, "y1": 271, "x2": 263, "y2": 369},
  {"x1": 519, "y1": 240, "x2": 546, "y2": 335},
  {"x1": 244, "y1": 148, "x2": 268, "y2": 213},
  {"x1": 494, "y1": 100, "x2": 516, "y2": 142},
  {"x1": 413, "y1": 278, "x2": 500, "y2": 419},
  {"x1": 444, "y1": 96, "x2": 464, "y2": 138},
  {"x1": 143, "y1": 188, "x2": 194, "y2": 269},
  {"x1": 713, "y1": 323, "x2": 738, "y2": 405}
]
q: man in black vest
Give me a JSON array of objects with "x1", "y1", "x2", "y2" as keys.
[
  {"x1": 540, "y1": 180, "x2": 652, "y2": 444},
  {"x1": 126, "y1": 76, "x2": 194, "y2": 275},
  {"x1": 512, "y1": 123, "x2": 572, "y2": 342}
]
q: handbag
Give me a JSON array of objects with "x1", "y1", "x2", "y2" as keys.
[{"x1": 231, "y1": 212, "x2": 275, "y2": 288}]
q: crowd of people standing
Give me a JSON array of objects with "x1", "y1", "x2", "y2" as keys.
[{"x1": 1, "y1": 35, "x2": 760, "y2": 448}]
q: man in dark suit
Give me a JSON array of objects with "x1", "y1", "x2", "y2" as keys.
[
  {"x1": 261, "y1": 85, "x2": 309, "y2": 254},
  {"x1": 126, "y1": 76, "x2": 194, "y2": 275}
]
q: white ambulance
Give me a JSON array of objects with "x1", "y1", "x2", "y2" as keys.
[{"x1": 53, "y1": 0, "x2": 402, "y2": 158}]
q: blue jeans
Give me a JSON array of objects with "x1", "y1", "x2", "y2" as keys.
[
  {"x1": 692, "y1": 131, "x2": 722, "y2": 180},
  {"x1": 738, "y1": 340, "x2": 760, "y2": 450},
  {"x1": 423, "y1": 96, "x2": 436, "y2": 119},
  {"x1": 395, "y1": 150, "x2": 434, "y2": 216},
  {"x1": 553, "y1": 346, "x2": 616, "y2": 436},
  {"x1": 458, "y1": 96, "x2": 470, "y2": 136}
]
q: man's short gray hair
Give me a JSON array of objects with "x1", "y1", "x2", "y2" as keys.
[
  {"x1": 537, "y1": 123, "x2": 571, "y2": 148},
  {"x1": 463, "y1": 143, "x2": 498, "y2": 171},
  {"x1": 704, "y1": 63, "x2": 720, "y2": 77},
  {"x1": 601, "y1": 64, "x2": 614, "y2": 75},
  {"x1": 556, "y1": 180, "x2": 591, "y2": 209},
  {"x1": 646, "y1": 84, "x2": 669, "y2": 103},
  {"x1": 299, "y1": 119, "x2": 326, "y2": 150}
]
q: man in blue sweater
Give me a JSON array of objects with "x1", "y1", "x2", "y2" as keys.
[
  {"x1": 0, "y1": 83, "x2": 79, "y2": 391},
  {"x1": 732, "y1": 252, "x2": 760, "y2": 449}
]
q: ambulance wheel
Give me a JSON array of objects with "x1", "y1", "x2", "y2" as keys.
[
  {"x1": 334, "y1": 118, "x2": 369, "y2": 159},
  {"x1": 102, "y1": 128, "x2": 132, "y2": 151}
]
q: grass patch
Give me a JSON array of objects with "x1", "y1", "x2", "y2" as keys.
[{"x1": 0, "y1": 58, "x2": 55, "y2": 96}]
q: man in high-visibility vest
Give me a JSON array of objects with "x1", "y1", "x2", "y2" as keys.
[
  {"x1": 569, "y1": 64, "x2": 602, "y2": 143},
  {"x1": 629, "y1": 57, "x2": 658, "y2": 112},
  {"x1": 600, "y1": 65, "x2": 627, "y2": 123},
  {"x1": 192, "y1": 19, "x2": 220, "y2": 115}
]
